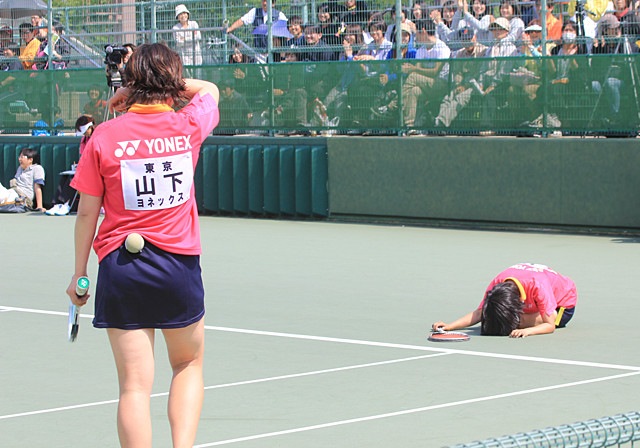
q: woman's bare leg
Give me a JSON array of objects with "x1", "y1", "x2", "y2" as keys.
[
  {"x1": 107, "y1": 328, "x2": 156, "y2": 448},
  {"x1": 162, "y1": 318, "x2": 205, "y2": 448}
]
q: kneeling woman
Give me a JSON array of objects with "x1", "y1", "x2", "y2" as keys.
[{"x1": 66, "y1": 43, "x2": 219, "y2": 447}]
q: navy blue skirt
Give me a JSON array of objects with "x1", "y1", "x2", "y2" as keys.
[{"x1": 93, "y1": 241, "x2": 205, "y2": 330}]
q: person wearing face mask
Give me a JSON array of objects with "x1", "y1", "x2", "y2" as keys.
[{"x1": 544, "y1": 21, "x2": 589, "y2": 128}]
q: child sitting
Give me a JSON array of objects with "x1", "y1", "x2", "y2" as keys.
[
  {"x1": 432, "y1": 263, "x2": 577, "y2": 338},
  {"x1": 0, "y1": 147, "x2": 46, "y2": 211}
]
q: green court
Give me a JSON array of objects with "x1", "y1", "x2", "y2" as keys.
[{"x1": 1, "y1": 214, "x2": 639, "y2": 447}]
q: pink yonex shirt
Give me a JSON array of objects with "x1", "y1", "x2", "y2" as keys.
[
  {"x1": 479, "y1": 263, "x2": 577, "y2": 316},
  {"x1": 71, "y1": 92, "x2": 219, "y2": 262}
]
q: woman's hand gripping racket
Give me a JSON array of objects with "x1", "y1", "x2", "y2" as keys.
[
  {"x1": 68, "y1": 276, "x2": 89, "y2": 342},
  {"x1": 428, "y1": 326, "x2": 470, "y2": 342}
]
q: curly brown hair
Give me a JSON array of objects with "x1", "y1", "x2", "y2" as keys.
[{"x1": 123, "y1": 43, "x2": 188, "y2": 108}]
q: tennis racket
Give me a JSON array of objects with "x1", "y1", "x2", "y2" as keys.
[
  {"x1": 68, "y1": 276, "x2": 89, "y2": 342},
  {"x1": 428, "y1": 327, "x2": 470, "y2": 342}
]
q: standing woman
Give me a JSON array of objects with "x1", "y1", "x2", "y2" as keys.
[
  {"x1": 173, "y1": 4, "x2": 203, "y2": 66},
  {"x1": 66, "y1": 43, "x2": 219, "y2": 448}
]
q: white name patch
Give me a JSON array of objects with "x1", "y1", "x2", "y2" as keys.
[{"x1": 120, "y1": 153, "x2": 194, "y2": 211}]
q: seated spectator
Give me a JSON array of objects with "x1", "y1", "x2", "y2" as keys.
[
  {"x1": 591, "y1": 14, "x2": 634, "y2": 126},
  {"x1": 217, "y1": 80, "x2": 252, "y2": 133},
  {"x1": 1, "y1": 42, "x2": 24, "y2": 71},
  {"x1": 339, "y1": 0, "x2": 370, "y2": 29},
  {"x1": 613, "y1": 0, "x2": 640, "y2": 44},
  {"x1": 18, "y1": 23, "x2": 40, "y2": 70},
  {"x1": 226, "y1": 0, "x2": 287, "y2": 50},
  {"x1": 542, "y1": 20, "x2": 588, "y2": 128},
  {"x1": 486, "y1": 0, "x2": 524, "y2": 45},
  {"x1": 75, "y1": 115, "x2": 95, "y2": 155},
  {"x1": 431, "y1": 0, "x2": 461, "y2": 43},
  {"x1": 434, "y1": 26, "x2": 488, "y2": 128},
  {"x1": 272, "y1": 50, "x2": 308, "y2": 131},
  {"x1": 0, "y1": 25, "x2": 11, "y2": 49},
  {"x1": 286, "y1": 15, "x2": 306, "y2": 47},
  {"x1": 412, "y1": 1, "x2": 427, "y2": 22},
  {"x1": 355, "y1": 21, "x2": 392, "y2": 61},
  {"x1": 0, "y1": 147, "x2": 45, "y2": 211},
  {"x1": 33, "y1": 23, "x2": 69, "y2": 70},
  {"x1": 384, "y1": 7, "x2": 416, "y2": 42},
  {"x1": 461, "y1": 0, "x2": 493, "y2": 45},
  {"x1": 302, "y1": 24, "x2": 337, "y2": 62},
  {"x1": 401, "y1": 18, "x2": 451, "y2": 130},
  {"x1": 83, "y1": 86, "x2": 107, "y2": 124},
  {"x1": 317, "y1": 4, "x2": 341, "y2": 50},
  {"x1": 534, "y1": 0, "x2": 563, "y2": 42},
  {"x1": 476, "y1": 17, "x2": 519, "y2": 128},
  {"x1": 320, "y1": 24, "x2": 366, "y2": 123}
]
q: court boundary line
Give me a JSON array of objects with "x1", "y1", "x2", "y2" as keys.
[
  {"x1": 0, "y1": 353, "x2": 451, "y2": 420},
  {"x1": 192, "y1": 371, "x2": 640, "y2": 447},
  {"x1": 2, "y1": 306, "x2": 640, "y2": 372}
]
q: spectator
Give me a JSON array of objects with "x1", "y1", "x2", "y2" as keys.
[
  {"x1": 83, "y1": 86, "x2": 107, "y2": 124},
  {"x1": 0, "y1": 25, "x2": 11, "y2": 49},
  {"x1": 286, "y1": 15, "x2": 306, "y2": 47},
  {"x1": 18, "y1": 23, "x2": 40, "y2": 70},
  {"x1": 0, "y1": 147, "x2": 45, "y2": 211},
  {"x1": 434, "y1": 26, "x2": 488, "y2": 128},
  {"x1": 173, "y1": 4, "x2": 202, "y2": 66},
  {"x1": 613, "y1": 0, "x2": 640, "y2": 43},
  {"x1": 476, "y1": 17, "x2": 519, "y2": 128},
  {"x1": 217, "y1": 80, "x2": 252, "y2": 132},
  {"x1": 226, "y1": 0, "x2": 287, "y2": 50},
  {"x1": 272, "y1": 50, "x2": 308, "y2": 131},
  {"x1": 461, "y1": 0, "x2": 493, "y2": 45},
  {"x1": 355, "y1": 21, "x2": 392, "y2": 60},
  {"x1": 1, "y1": 42, "x2": 24, "y2": 71},
  {"x1": 30, "y1": 15, "x2": 44, "y2": 28},
  {"x1": 75, "y1": 114, "x2": 95, "y2": 155},
  {"x1": 317, "y1": 4, "x2": 342, "y2": 50},
  {"x1": 320, "y1": 24, "x2": 366, "y2": 123},
  {"x1": 431, "y1": 0, "x2": 461, "y2": 43},
  {"x1": 302, "y1": 24, "x2": 335, "y2": 61},
  {"x1": 384, "y1": 7, "x2": 416, "y2": 42},
  {"x1": 496, "y1": 0, "x2": 525, "y2": 44},
  {"x1": 540, "y1": 20, "x2": 588, "y2": 128},
  {"x1": 33, "y1": 24, "x2": 69, "y2": 70},
  {"x1": 401, "y1": 18, "x2": 451, "y2": 130},
  {"x1": 591, "y1": 14, "x2": 633, "y2": 126},
  {"x1": 412, "y1": 1, "x2": 427, "y2": 22},
  {"x1": 339, "y1": 0, "x2": 370, "y2": 29}
]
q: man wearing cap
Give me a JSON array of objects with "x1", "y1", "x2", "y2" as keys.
[
  {"x1": 173, "y1": 4, "x2": 202, "y2": 66},
  {"x1": 434, "y1": 26, "x2": 488, "y2": 127},
  {"x1": 226, "y1": 0, "x2": 287, "y2": 49}
]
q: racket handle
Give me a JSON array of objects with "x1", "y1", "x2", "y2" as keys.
[{"x1": 76, "y1": 276, "x2": 90, "y2": 297}]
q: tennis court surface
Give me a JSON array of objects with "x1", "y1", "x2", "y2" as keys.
[{"x1": 1, "y1": 214, "x2": 639, "y2": 447}]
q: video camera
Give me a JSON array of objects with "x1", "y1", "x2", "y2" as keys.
[{"x1": 104, "y1": 44, "x2": 128, "y2": 88}]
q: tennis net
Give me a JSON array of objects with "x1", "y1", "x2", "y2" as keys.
[{"x1": 447, "y1": 411, "x2": 640, "y2": 448}]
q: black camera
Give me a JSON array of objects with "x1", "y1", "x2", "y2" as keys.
[{"x1": 104, "y1": 44, "x2": 128, "y2": 88}]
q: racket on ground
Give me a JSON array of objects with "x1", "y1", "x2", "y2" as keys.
[
  {"x1": 428, "y1": 328, "x2": 470, "y2": 342},
  {"x1": 68, "y1": 276, "x2": 89, "y2": 342}
]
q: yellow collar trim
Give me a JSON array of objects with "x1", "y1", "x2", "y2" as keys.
[
  {"x1": 128, "y1": 103, "x2": 174, "y2": 114},
  {"x1": 505, "y1": 277, "x2": 526, "y2": 302}
]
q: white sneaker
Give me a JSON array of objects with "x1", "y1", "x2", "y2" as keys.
[
  {"x1": 54, "y1": 202, "x2": 71, "y2": 216},
  {"x1": 46, "y1": 204, "x2": 62, "y2": 215}
]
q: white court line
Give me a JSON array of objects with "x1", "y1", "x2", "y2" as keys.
[
  {"x1": 205, "y1": 325, "x2": 640, "y2": 372},
  {"x1": 0, "y1": 353, "x2": 450, "y2": 420},
  {"x1": 2, "y1": 306, "x2": 640, "y2": 372},
  {"x1": 193, "y1": 370, "x2": 640, "y2": 448}
]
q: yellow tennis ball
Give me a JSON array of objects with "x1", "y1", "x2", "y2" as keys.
[{"x1": 125, "y1": 233, "x2": 145, "y2": 253}]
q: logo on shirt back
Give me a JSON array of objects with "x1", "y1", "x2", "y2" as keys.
[{"x1": 115, "y1": 136, "x2": 193, "y2": 158}]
